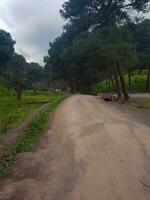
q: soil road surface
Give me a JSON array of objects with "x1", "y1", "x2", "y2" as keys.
[{"x1": 0, "y1": 95, "x2": 150, "y2": 200}]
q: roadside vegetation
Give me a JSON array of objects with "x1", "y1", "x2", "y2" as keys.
[
  {"x1": 0, "y1": 83, "x2": 64, "y2": 135},
  {"x1": 137, "y1": 100, "x2": 150, "y2": 109},
  {"x1": 92, "y1": 71, "x2": 149, "y2": 95},
  {"x1": 0, "y1": 14, "x2": 69, "y2": 179},
  {"x1": 91, "y1": 70, "x2": 150, "y2": 110},
  {"x1": 0, "y1": 94, "x2": 68, "y2": 178}
]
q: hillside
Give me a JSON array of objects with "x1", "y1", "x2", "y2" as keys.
[{"x1": 92, "y1": 71, "x2": 149, "y2": 95}]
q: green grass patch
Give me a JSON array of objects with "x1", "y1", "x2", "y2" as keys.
[
  {"x1": 137, "y1": 99, "x2": 150, "y2": 109},
  {"x1": 0, "y1": 87, "x2": 64, "y2": 135},
  {"x1": 124, "y1": 73, "x2": 147, "y2": 92},
  {"x1": 92, "y1": 81, "x2": 114, "y2": 95},
  {"x1": 0, "y1": 94, "x2": 68, "y2": 178},
  {"x1": 91, "y1": 71, "x2": 148, "y2": 95}
]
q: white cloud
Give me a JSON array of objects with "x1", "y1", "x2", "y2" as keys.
[
  {"x1": 0, "y1": 0, "x2": 150, "y2": 65},
  {"x1": 0, "y1": 0, "x2": 65, "y2": 65}
]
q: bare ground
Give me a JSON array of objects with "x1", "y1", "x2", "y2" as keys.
[{"x1": 0, "y1": 95, "x2": 150, "y2": 200}]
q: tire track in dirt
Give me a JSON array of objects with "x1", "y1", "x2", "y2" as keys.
[{"x1": 0, "y1": 95, "x2": 150, "y2": 200}]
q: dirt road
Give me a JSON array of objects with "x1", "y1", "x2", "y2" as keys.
[{"x1": 0, "y1": 95, "x2": 150, "y2": 200}]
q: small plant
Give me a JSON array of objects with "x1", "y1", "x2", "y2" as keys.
[{"x1": 0, "y1": 117, "x2": 15, "y2": 135}]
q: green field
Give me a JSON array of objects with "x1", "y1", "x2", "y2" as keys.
[
  {"x1": 0, "y1": 95, "x2": 68, "y2": 178},
  {"x1": 0, "y1": 84, "x2": 64, "y2": 135},
  {"x1": 92, "y1": 71, "x2": 149, "y2": 95}
]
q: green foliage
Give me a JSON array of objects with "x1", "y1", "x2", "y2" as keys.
[
  {"x1": 44, "y1": 0, "x2": 150, "y2": 98},
  {"x1": 92, "y1": 82, "x2": 114, "y2": 95},
  {"x1": 26, "y1": 62, "x2": 44, "y2": 90},
  {"x1": 135, "y1": 20, "x2": 150, "y2": 68},
  {"x1": 6, "y1": 53, "x2": 29, "y2": 99},
  {"x1": 91, "y1": 71, "x2": 148, "y2": 94},
  {"x1": 15, "y1": 112, "x2": 48, "y2": 153},
  {"x1": 0, "y1": 30, "x2": 15, "y2": 69},
  {"x1": 0, "y1": 94, "x2": 68, "y2": 178},
  {"x1": 126, "y1": 73, "x2": 147, "y2": 92},
  {"x1": 0, "y1": 84, "x2": 64, "y2": 135},
  {"x1": 0, "y1": 82, "x2": 14, "y2": 96},
  {"x1": 46, "y1": 25, "x2": 136, "y2": 94},
  {"x1": 60, "y1": 0, "x2": 150, "y2": 31}
]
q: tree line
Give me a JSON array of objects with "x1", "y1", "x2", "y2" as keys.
[
  {"x1": 0, "y1": 30, "x2": 45, "y2": 99},
  {"x1": 44, "y1": 0, "x2": 150, "y2": 101}
]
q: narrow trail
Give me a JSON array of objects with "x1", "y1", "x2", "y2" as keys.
[{"x1": 0, "y1": 95, "x2": 150, "y2": 200}]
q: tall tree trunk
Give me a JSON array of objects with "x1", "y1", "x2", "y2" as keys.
[
  {"x1": 116, "y1": 63, "x2": 129, "y2": 101},
  {"x1": 70, "y1": 79, "x2": 76, "y2": 93},
  {"x1": 70, "y1": 82, "x2": 74, "y2": 93},
  {"x1": 146, "y1": 67, "x2": 150, "y2": 92},
  {"x1": 114, "y1": 71, "x2": 122, "y2": 99},
  {"x1": 33, "y1": 88, "x2": 37, "y2": 93},
  {"x1": 128, "y1": 69, "x2": 131, "y2": 92},
  {"x1": 16, "y1": 85, "x2": 22, "y2": 100},
  {"x1": 69, "y1": 78, "x2": 75, "y2": 93},
  {"x1": 110, "y1": 76, "x2": 115, "y2": 90}
]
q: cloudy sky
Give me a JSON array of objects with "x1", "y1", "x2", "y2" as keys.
[
  {"x1": 0, "y1": 0, "x2": 65, "y2": 65},
  {"x1": 0, "y1": 1, "x2": 150, "y2": 66}
]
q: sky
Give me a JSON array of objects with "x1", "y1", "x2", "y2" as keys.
[
  {"x1": 0, "y1": 0, "x2": 65, "y2": 65},
  {"x1": 0, "y1": 1, "x2": 150, "y2": 66}
]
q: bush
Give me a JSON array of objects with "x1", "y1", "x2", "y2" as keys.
[{"x1": 92, "y1": 71, "x2": 148, "y2": 95}]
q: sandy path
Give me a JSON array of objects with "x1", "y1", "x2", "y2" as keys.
[{"x1": 0, "y1": 95, "x2": 150, "y2": 200}]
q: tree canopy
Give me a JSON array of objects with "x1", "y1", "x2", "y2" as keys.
[
  {"x1": 60, "y1": 0, "x2": 150, "y2": 30},
  {"x1": 44, "y1": 0, "x2": 150, "y2": 100},
  {"x1": 0, "y1": 30, "x2": 15, "y2": 71},
  {"x1": 0, "y1": 29, "x2": 45, "y2": 99}
]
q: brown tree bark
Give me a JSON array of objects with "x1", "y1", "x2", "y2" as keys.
[
  {"x1": 114, "y1": 71, "x2": 122, "y2": 99},
  {"x1": 128, "y1": 69, "x2": 131, "y2": 92},
  {"x1": 110, "y1": 76, "x2": 115, "y2": 90},
  {"x1": 16, "y1": 85, "x2": 22, "y2": 100},
  {"x1": 116, "y1": 63, "x2": 129, "y2": 101}
]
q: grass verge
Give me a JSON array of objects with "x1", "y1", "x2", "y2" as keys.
[
  {"x1": 0, "y1": 89, "x2": 63, "y2": 135},
  {"x1": 137, "y1": 99, "x2": 150, "y2": 109},
  {"x1": 0, "y1": 94, "x2": 68, "y2": 178}
]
